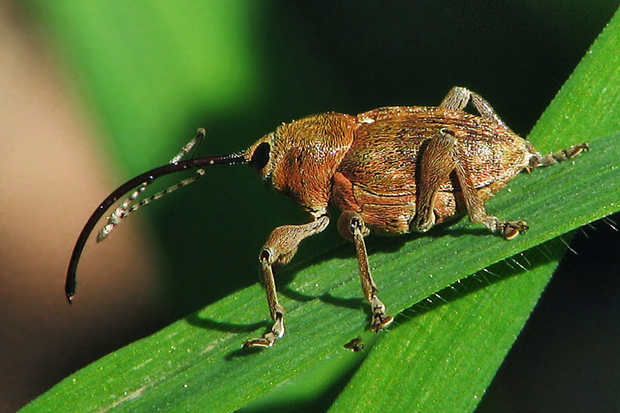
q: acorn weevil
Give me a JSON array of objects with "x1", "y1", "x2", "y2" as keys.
[{"x1": 65, "y1": 87, "x2": 588, "y2": 349}]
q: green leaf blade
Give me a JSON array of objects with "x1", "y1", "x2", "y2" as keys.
[{"x1": 21, "y1": 126, "x2": 620, "y2": 411}]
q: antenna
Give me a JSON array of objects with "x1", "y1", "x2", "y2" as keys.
[{"x1": 65, "y1": 130, "x2": 248, "y2": 303}]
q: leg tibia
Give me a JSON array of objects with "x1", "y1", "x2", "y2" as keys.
[
  {"x1": 338, "y1": 212, "x2": 393, "y2": 332},
  {"x1": 453, "y1": 147, "x2": 529, "y2": 240}
]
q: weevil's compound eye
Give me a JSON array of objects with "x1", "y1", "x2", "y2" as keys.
[{"x1": 251, "y1": 142, "x2": 271, "y2": 171}]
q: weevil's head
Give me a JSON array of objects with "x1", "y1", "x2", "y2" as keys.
[{"x1": 245, "y1": 112, "x2": 357, "y2": 212}]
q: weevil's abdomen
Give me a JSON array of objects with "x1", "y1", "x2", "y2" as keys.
[{"x1": 332, "y1": 106, "x2": 534, "y2": 234}]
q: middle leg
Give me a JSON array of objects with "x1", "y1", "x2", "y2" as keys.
[{"x1": 338, "y1": 211, "x2": 393, "y2": 331}]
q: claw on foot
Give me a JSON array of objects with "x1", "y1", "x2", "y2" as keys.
[
  {"x1": 500, "y1": 220, "x2": 529, "y2": 240},
  {"x1": 371, "y1": 313, "x2": 394, "y2": 332},
  {"x1": 370, "y1": 295, "x2": 393, "y2": 331},
  {"x1": 243, "y1": 335, "x2": 275, "y2": 350},
  {"x1": 243, "y1": 315, "x2": 284, "y2": 350}
]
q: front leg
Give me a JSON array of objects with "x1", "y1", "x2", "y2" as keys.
[{"x1": 244, "y1": 214, "x2": 330, "y2": 349}]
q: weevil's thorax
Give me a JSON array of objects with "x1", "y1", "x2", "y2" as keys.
[{"x1": 247, "y1": 112, "x2": 357, "y2": 215}]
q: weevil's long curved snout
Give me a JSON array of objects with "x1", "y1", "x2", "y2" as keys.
[{"x1": 65, "y1": 151, "x2": 248, "y2": 304}]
